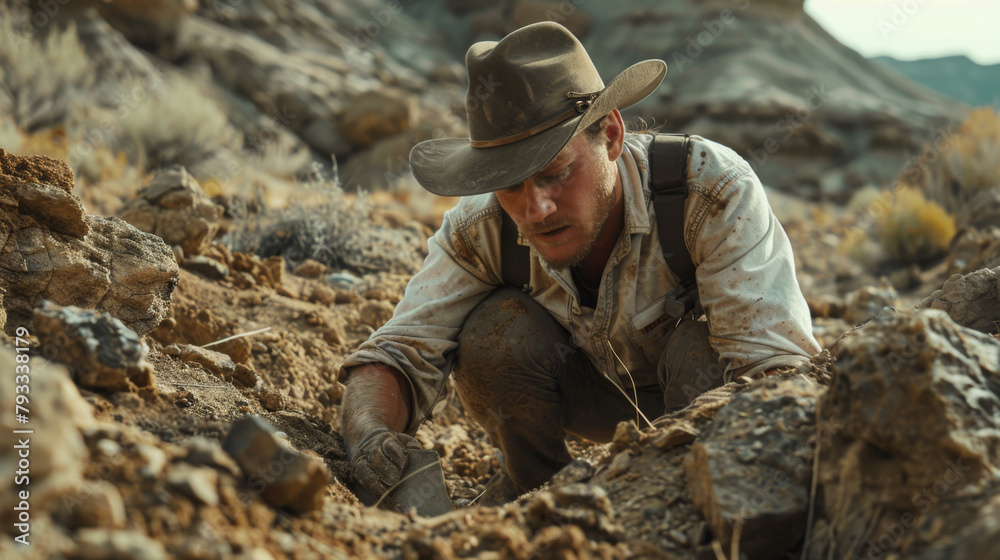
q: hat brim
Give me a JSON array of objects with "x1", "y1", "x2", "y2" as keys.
[{"x1": 410, "y1": 59, "x2": 667, "y2": 197}]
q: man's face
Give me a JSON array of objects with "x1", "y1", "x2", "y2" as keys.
[{"x1": 495, "y1": 123, "x2": 622, "y2": 269}]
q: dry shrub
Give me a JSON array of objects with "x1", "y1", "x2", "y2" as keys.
[
  {"x1": 950, "y1": 107, "x2": 1000, "y2": 197},
  {"x1": 874, "y1": 186, "x2": 956, "y2": 264},
  {"x1": 0, "y1": 10, "x2": 94, "y2": 132},
  {"x1": 119, "y1": 74, "x2": 242, "y2": 171},
  {"x1": 224, "y1": 163, "x2": 427, "y2": 276}
]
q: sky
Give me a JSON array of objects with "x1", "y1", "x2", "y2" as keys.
[{"x1": 804, "y1": 0, "x2": 1000, "y2": 65}]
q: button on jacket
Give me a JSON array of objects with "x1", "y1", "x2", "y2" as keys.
[{"x1": 342, "y1": 134, "x2": 821, "y2": 433}]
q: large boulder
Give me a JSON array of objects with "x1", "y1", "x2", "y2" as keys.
[
  {"x1": 0, "y1": 149, "x2": 179, "y2": 336},
  {"x1": 814, "y1": 309, "x2": 1000, "y2": 559}
]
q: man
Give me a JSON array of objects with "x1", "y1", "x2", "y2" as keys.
[{"x1": 339, "y1": 22, "x2": 820, "y2": 503}]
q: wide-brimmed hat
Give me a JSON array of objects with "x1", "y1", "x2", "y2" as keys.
[{"x1": 409, "y1": 21, "x2": 667, "y2": 197}]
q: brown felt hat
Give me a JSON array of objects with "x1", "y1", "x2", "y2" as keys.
[{"x1": 409, "y1": 21, "x2": 667, "y2": 196}]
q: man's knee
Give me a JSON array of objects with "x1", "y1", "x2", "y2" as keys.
[{"x1": 456, "y1": 287, "x2": 565, "y2": 370}]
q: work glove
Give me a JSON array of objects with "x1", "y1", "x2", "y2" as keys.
[{"x1": 349, "y1": 428, "x2": 423, "y2": 499}]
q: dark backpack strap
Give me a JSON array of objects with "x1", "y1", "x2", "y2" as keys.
[
  {"x1": 649, "y1": 133, "x2": 698, "y2": 317},
  {"x1": 501, "y1": 209, "x2": 532, "y2": 292}
]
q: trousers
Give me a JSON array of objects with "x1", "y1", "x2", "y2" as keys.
[{"x1": 451, "y1": 287, "x2": 724, "y2": 493}]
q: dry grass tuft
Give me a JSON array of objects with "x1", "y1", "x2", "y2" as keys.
[{"x1": 874, "y1": 186, "x2": 956, "y2": 264}]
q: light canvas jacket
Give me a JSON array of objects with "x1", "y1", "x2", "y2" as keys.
[{"x1": 343, "y1": 133, "x2": 821, "y2": 433}]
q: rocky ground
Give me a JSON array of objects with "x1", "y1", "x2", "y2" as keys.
[{"x1": 1, "y1": 133, "x2": 1000, "y2": 560}]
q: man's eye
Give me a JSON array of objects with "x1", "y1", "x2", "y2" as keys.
[{"x1": 543, "y1": 167, "x2": 571, "y2": 183}]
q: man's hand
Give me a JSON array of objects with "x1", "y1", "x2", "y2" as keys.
[{"x1": 350, "y1": 429, "x2": 424, "y2": 498}]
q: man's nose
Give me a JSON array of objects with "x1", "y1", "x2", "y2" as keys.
[{"x1": 522, "y1": 181, "x2": 556, "y2": 222}]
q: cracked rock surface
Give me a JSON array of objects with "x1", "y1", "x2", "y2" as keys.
[{"x1": 0, "y1": 149, "x2": 179, "y2": 336}]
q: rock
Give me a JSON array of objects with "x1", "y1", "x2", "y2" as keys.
[
  {"x1": 919, "y1": 266, "x2": 1000, "y2": 334},
  {"x1": 33, "y1": 301, "x2": 154, "y2": 392},
  {"x1": 119, "y1": 165, "x2": 224, "y2": 257},
  {"x1": 961, "y1": 188, "x2": 1000, "y2": 231},
  {"x1": 815, "y1": 309, "x2": 1000, "y2": 559},
  {"x1": 167, "y1": 463, "x2": 220, "y2": 506},
  {"x1": 524, "y1": 484, "x2": 624, "y2": 543},
  {"x1": 645, "y1": 419, "x2": 699, "y2": 451},
  {"x1": 12, "y1": 181, "x2": 88, "y2": 238},
  {"x1": 0, "y1": 344, "x2": 94, "y2": 530},
  {"x1": 137, "y1": 443, "x2": 169, "y2": 478},
  {"x1": 844, "y1": 284, "x2": 899, "y2": 326},
  {"x1": 292, "y1": 259, "x2": 327, "y2": 279},
  {"x1": 684, "y1": 376, "x2": 821, "y2": 559},
  {"x1": 182, "y1": 255, "x2": 229, "y2": 279},
  {"x1": 67, "y1": 481, "x2": 127, "y2": 530},
  {"x1": 223, "y1": 416, "x2": 329, "y2": 513},
  {"x1": 609, "y1": 420, "x2": 642, "y2": 453},
  {"x1": 0, "y1": 151, "x2": 178, "y2": 336},
  {"x1": 172, "y1": 343, "x2": 237, "y2": 378},
  {"x1": 182, "y1": 436, "x2": 241, "y2": 477},
  {"x1": 339, "y1": 89, "x2": 416, "y2": 149},
  {"x1": 74, "y1": 528, "x2": 168, "y2": 560}
]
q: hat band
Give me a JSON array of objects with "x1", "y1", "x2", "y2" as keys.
[{"x1": 470, "y1": 90, "x2": 601, "y2": 149}]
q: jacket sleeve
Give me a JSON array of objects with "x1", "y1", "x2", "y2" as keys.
[
  {"x1": 340, "y1": 201, "x2": 501, "y2": 433},
  {"x1": 687, "y1": 143, "x2": 821, "y2": 378}
]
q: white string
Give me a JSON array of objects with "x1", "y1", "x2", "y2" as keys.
[{"x1": 605, "y1": 340, "x2": 654, "y2": 429}]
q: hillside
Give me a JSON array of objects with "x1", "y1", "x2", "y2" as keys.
[{"x1": 874, "y1": 55, "x2": 1000, "y2": 109}]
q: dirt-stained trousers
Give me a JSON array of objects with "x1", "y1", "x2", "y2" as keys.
[{"x1": 452, "y1": 287, "x2": 726, "y2": 494}]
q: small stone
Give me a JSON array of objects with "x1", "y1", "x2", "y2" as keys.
[
  {"x1": 176, "y1": 343, "x2": 236, "y2": 377},
  {"x1": 551, "y1": 459, "x2": 596, "y2": 487},
  {"x1": 183, "y1": 255, "x2": 229, "y2": 279},
  {"x1": 293, "y1": 259, "x2": 327, "y2": 278},
  {"x1": 610, "y1": 420, "x2": 642, "y2": 452},
  {"x1": 137, "y1": 443, "x2": 168, "y2": 478},
  {"x1": 183, "y1": 436, "x2": 241, "y2": 477},
  {"x1": 69, "y1": 481, "x2": 127, "y2": 529},
  {"x1": 223, "y1": 416, "x2": 330, "y2": 513},
  {"x1": 326, "y1": 272, "x2": 363, "y2": 290},
  {"x1": 334, "y1": 290, "x2": 360, "y2": 304},
  {"x1": 75, "y1": 529, "x2": 168, "y2": 560},
  {"x1": 309, "y1": 284, "x2": 337, "y2": 305},
  {"x1": 668, "y1": 529, "x2": 690, "y2": 547},
  {"x1": 167, "y1": 463, "x2": 220, "y2": 506},
  {"x1": 33, "y1": 301, "x2": 154, "y2": 391}
]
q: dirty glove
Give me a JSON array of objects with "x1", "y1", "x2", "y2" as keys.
[{"x1": 349, "y1": 429, "x2": 423, "y2": 498}]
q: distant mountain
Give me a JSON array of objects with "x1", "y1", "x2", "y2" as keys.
[{"x1": 874, "y1": 55, "x2": 1000, "y2": 109}]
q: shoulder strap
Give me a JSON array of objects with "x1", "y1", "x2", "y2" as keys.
[
  {"x1": 501, "y1": 209, "x2": 531, "y2": 292},
  {"x1": 649, "y1": 133, "x2": 698, "y2": 317}
]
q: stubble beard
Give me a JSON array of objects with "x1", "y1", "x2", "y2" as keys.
[{"x1": 531, "y1": 165, "x2": 618, "y2": 270}]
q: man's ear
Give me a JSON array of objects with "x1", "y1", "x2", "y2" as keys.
[{"x1": 603, "y1": 110, "x2": 625, "y2": 161}]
